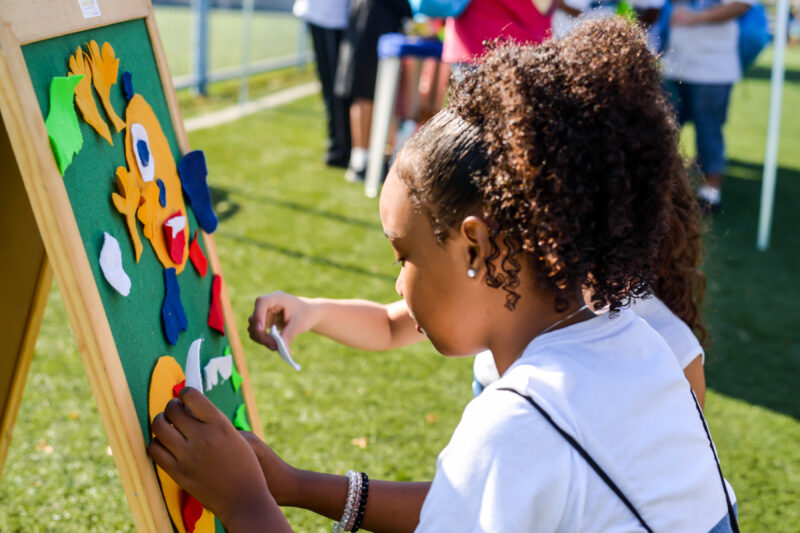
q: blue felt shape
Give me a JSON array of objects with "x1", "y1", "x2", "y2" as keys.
[
  {"x1": 137, "y1": 139, "x2": 150, "y2": 167},
  {"x1": 161, "y1": 267, "x2": 187, "y2": 345},
  {"x1": 157, "y1": 178, "x2": 167, "y2": 207},
  {"x1": 121, "y1": 71, "x2": 134, "y2": 102},
  {"x1": 178, "y1": 150, "x2": 218, "y2": 233}
]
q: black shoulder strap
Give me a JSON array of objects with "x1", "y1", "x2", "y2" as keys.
[{"x1": 497, "y1": 387, "x2": 654, "y2": 533}]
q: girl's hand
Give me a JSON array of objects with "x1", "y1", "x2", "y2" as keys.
[
  {"x1": 247, "y1": 292, "x2": 318, "y2": 350},
  {"x1": 147, "y1": 388, "x2": 289, "y2": 530},
  {"x1": 239, "y1": 431, "x2": 301, "y2": 507}
]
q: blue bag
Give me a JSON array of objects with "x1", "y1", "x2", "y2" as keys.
[
  {"x1": 408, "y1": 0, "x2": 471, "y2": 18},
  {"x1": 656, "y1": 0, "x2": 771, "y2": 72}
]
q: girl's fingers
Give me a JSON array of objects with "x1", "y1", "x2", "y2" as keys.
[
  {"x1": 164, "y1": 397, "x2": 200, "y2": 436},
  {"x1": 150, "y1": 412, "x2": 186, "y2": 454},
  {"x1": 147, "y1": 437, "x2": 178, "y2": 473},
  {"x1": 178, "y1": 386, "x2": 225, "y2": 425}
]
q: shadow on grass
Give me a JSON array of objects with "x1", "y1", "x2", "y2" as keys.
[
  {"x1": 702, "y1": 158, "x2": 800, "y2": 419},
  {"x1": 744, "y1": 65, "x2": 800, "y2": 84},
  {"x1": 211, "y1": 184, "x2": 382, "y2": 231},
  {"x1": 210, "y1": 185, "x2": 242, "y2": 223},
  {"x1": 217, "y1": 230, "x2": 396, "y2": 282}
]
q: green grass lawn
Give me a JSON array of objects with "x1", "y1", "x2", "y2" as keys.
[{"x1": 0, "y1": 44, "x2": 798, "y2": 531}]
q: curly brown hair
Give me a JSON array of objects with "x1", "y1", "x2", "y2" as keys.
[{"x1": 396, "y1": 18, "x2": 704, "y2": 328}]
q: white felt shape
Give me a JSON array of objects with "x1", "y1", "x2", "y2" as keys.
[
  {"x1": 131, "y1": 123, "x2": 155, "y2": 183},
  {"x1": 204, "y1": 354, "x2": 233, "y2": 391},
  {"x1": 270, "y1": 324, "x2": 300, "y2": 371},
  {"x1": 185, "y1": 338, "x2": 204, "y2": 393},
  {"x1": 99, "y1": 232, "x2": 131, "y2": 296},
  {"x1": 165, "y1": 215, "x2": 187, "y2": 238}
]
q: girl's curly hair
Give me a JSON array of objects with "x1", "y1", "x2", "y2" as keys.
[{"x1": 396, "y1": 18, "x2": 704, "y2": 325}]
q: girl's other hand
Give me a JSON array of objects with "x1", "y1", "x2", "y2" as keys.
[
  {"x1": 147, "y1": 388, "x2": 287, "y2": 530},
  {"x1": 240, "y1": 431, "x2": 301, "y2": 506},
  {"x1": 248, "y1": 291, "x2": 317, "y2": 350}
]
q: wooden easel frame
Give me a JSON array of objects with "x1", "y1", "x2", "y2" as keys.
[{"x1": 0, "y1": 1, "x2": 262, "y2": 530}]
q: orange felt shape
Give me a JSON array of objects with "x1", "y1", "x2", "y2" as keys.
[
  {"x1": 111, "y1": 167, "x2": 143, "y2": 261},
  {"x1": 68, "y1": 47, "x2": 113, "y2": 145},
  {"x1": 126, "y1": 94, "x2": 189, "y2": 273},
  {"x1": 87, "y1": 40, "x2": 126, "y2": 133},
  {"x1": 149, "y1": 357, "x2": 215, "y2": 533}
]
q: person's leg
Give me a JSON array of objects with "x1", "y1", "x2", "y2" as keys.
[
  {"x1": 345, "y1": 98, "x2": 373, "y2": 182},
  {"x1": 690, "y1": 83, "x2": 732, "y2": 212}
]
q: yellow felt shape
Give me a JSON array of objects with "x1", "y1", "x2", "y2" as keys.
[
  {"x1": 126, "y1": 94, "x2": 189, "y2": 273},
  {"x1": 68, "y1": 47, "x2": 113, "y2": 145},
  {"x1": 149, "y1": 356, "x2": 215, "y2": 533},
  {"x1": 87, "y1": 40, "x2": 126, "y2": 133},
  {"x1": 111, "y1": 167, "x2": 143, "y2": 262}
]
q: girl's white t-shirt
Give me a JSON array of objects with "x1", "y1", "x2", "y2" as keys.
[{"x1": 417, "y1": 310, "x2": 733, "y2": 532}]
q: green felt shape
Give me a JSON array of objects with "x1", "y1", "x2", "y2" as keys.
[
  {"x1": 233, "y1": 404, "x2": 251, "y2": 432},
  {"x1": 231, "y1": 362, "x2": 243, "y2": 393},
  {"x1": 45, "y1": 75, "x2": 85, "y2": 174}
]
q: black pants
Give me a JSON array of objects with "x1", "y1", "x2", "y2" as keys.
[{"x1": 308, "y1": 22, "x2": 351, "y2": 168}]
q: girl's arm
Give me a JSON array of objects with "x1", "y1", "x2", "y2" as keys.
[
  {"x1": 248, "y1": 293, "x2": 425, "y2": 352},
  {"x1": 683, "y1": 355, "x2": 706, "y2": 409},
  {"x1": 671, "y1": 1, "x2": 751, "y2": 25}
]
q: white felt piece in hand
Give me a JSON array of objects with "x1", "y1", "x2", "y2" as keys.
[
  {"x1": 204, "y1": 354, "x2": 233, "y2": 391},
  {"x1": 185, "y1": 338, "x2": 204, "y2": 393},
  {"x1": 131, "y1": 123, "x2": 155, "y2": 183},
  {"x1": 165, "y1": 215, "x2": 186, "y2": 238},
  {"x1": 270, "y1": 324, "x2": 300, "y2": 371},
  {"x1": 99, "y1": 232, "x2": 131, "y2": 296}
]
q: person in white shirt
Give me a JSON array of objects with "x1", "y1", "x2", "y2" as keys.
[{"x1": 148, "y1": 20, "x2": 737, "y2": 532}]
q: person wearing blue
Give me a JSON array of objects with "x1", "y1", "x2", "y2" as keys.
[{"x1": 661, "y1": 0, "x2": 754, "y2": 213}]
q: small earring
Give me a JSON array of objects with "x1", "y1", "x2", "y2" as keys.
[{"x1": 467, "y1": 268, "x2": 477, "y2": 279}]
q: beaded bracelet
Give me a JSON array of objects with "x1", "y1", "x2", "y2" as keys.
[
  {"x1": 344, "y1": 474, "x2": 363, "y2": 532},
  {"x1": 351, "y1": 472, "x2": 369, "y2": 532},
  {"x1": 333, "y1": 470, "x2": 361, "y2": 533}
]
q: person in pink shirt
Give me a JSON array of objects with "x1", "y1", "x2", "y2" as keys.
[{"x1": 443, "y1": 0, "x2": 554, "y2": 65}]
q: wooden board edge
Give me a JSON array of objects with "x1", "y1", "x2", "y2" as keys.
[
  {"x1": 0, "y1": 257, "x2": 52, "y2": 483},
  {"x1": 0, "y1": 27, "x2": 172, "y2": 533}
]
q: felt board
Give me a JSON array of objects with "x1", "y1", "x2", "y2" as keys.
[{"x1": 21, "y1": 18, "x2": 245, "y2": 447}]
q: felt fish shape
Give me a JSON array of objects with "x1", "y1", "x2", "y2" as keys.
[
  {"x1": 148, "y1": 357, "x2": 215, "y2": 533},
  {"x1": 44, "y1": 75, "x2": 84, "y2": 175},
  {"x1": 208, "y1": 275, "x2": 225, "y2": 334},
  {"x1": 161, "y1": 268, "x2": 187, "y2": 345},
  {"x1": 130, "y1": 123, "x2": 155, "y2": 182},
  {"x1": 68, "y1": 47, "x2": 112, "y2": 145},
  {"x1": 234, "y1": 404, "x2": 251, "y2": 432},
  {"x1": 98, "y1": 232, "x2": 131, "y2": 296},
  {"x1": 270, "y1": 324, "x2": 300, "y2": 371},
  {"x1": 163, "y1": 213, "x2": 187, "y2": 264},
  {"x1": 178, "y1": 151, "x2": 218, "y2": 233},
  {"x1": 189, "y1": 231, "x2": 208, "y2": 276},
  {"x1": 203, "y1": 354, "x2": 233, "y2": 391},
  {"x1": 185, "y1": 338, "x2": 203, "y2": 392},
  {"x1": 111, "y1": 167, "x2": 143, "y2": 262},
  {"x1": 87, "y1": 40, "x2": 126, "y2": 133}
]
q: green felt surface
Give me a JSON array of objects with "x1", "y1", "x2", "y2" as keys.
[{"x1": 22, "y1": 17, "x2": 243, "y2": 490}]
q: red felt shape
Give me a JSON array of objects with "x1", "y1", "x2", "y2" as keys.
[
  {"x1": 189, "y1": 231, "x2": 208, "y2": 277},
  {"x1": 172, "y1": 379, "x2": 185, "y2": 399},
  {"x1": 208, "y1": 274, "x2": 225, "y2": 335},
  {"x1": 182, "y1": 494, "x2": 204, "y2": 532},
  {"x1": 163, "y1": 212, "x2": 187, "y2": 264}
]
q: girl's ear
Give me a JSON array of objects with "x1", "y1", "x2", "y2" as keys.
[{"x1": 460, "y1": 216, "x2": 492, "y2": 275}]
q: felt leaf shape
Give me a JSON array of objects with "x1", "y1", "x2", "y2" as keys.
[
  {"x1": 87, "y1": 40, "x2": 126, "y2": 133},
  {"x1": 125, "y1": 94, "x2": 189, "y2": 272},
  {"x1": 121, "y1": 71, "x2": 134, "y2": 102},
  {"x1": 130, "y1": 123, "x2": 155, "y2": 182},
  {"x1": 270, "y1": 324, "x2": 301, "y2": 371},
  {"x1": 157, "y1": 179, "x2": 167, "y2": 207},
  {"x1": 234, "y1": 404, "x2": 252, "y2": 432},
  {"x1": 172, "y1": 379, "x2": 186, "y2": 399},
  {"x1": 163, "y1": 213, "x2": 187, "y2": 264},
  {"x1": 98, "y1": 232, "x2": 131, "y2": 296},
  {"x1": 68, "y1": 48, "x2": 112, "y2": 145},
  {"x1": 225, "y1": 346, "x2": 244, "y2": 392},
  {"x1": 203, "y1": 354, "x2": 233, "y2": 391},
  {"x1": 149, "y1": 357, "x2": 215, "y2": 533},
  {"x1": 185, "y1": 338, "x2": 204, "y2": 392},
  {"x1": 182, "y1": 495, "x2": 204, "y2": 532},
  {"x1": 136, "y1": 181, "x2": 160, "y2": 241},
  {"x1": 111, "y1": 167, "x2": 143, "y2": 262},
  {"x1": 44, "y1": 75, "x2": 84, "y2": 175},
  {"x1": 162, "y1": 268, "x2": 187, "y2": 345},
  {"x1": 208, "y1": 275, "x2": 225, "y2": 334},
  {"x1": 189, "y1": 231, "x2": 208, "y2": 276},
  {"x1": 178, "y1": 151, "x2": 218, "y2": 233}
]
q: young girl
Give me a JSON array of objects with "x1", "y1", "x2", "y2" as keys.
[{"x1": 148, "y1": 19, "x2": 736, "y2": 532}]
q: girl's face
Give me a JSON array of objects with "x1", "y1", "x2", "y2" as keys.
[{"x1": 379, "y1": 167, "x2": 486, "y2": 356}]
